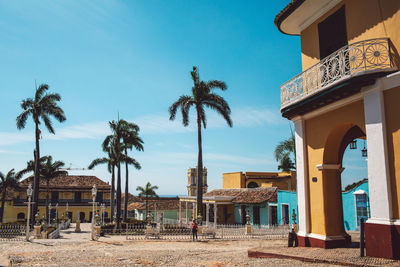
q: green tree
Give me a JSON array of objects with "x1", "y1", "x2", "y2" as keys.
[
  {"x1": 136, "y1": 182, "x2": 158, "y2": 221},
  {"x1": 0, "y1": 169, "x2": 21, "y2": 222},
  {"x1": 102, "y1": 119, "x2": 142, "y2": 227},
  {"x1": 19, "y1": 156, "x2": 68, "y2": 220},
  {"x1": 120, "y1": 121, "x2": 143, "y2": 222},
  {"x1": 274, "y1": 132, "x2": 296, "y2": 172},
  {"x1": 88, "y1": 148, "x2": 116, "y2": 222},
  {"x1": 169, "y1": 66, "x2": 232, "y2": 217},
  {"x1": 16, "y1": 84, "x2": 66, "y2": 220}
]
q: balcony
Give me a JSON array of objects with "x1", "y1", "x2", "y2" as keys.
[{"x1": 280, "y1": 38, "x2": 397, "y2": 111}]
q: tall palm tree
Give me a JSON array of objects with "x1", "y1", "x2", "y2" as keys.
[
  {"x1": 120, "y1": 121, "x2": 143, "y2": 222},
  {"x1": 169, "y1": 66, "x2": 232, "y2": 217},
  {"x1": 88, "y1": 148, "x2": 116, "y2": 222},
  {"x1": 19, "y1": 156, "x2": 68, "y2": 220},
  {"x1": 16, "y1": 83, "x2": 66, "y2": 220},
  {"x1": 136, "y1": 182, "x2": 158, "y2": 221},
  {"x1": 274, "y1": 132, "x2": 296, "y2": 172},
  {"x1": 40, "y1": 157, "x2": 68, "y2": 219},
  {"x1": 0, "y1": 169, "x2": 21, "y2": 222}
]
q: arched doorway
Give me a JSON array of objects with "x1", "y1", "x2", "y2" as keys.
[{"x1": 318, "y1": 124, "x2": 366, "y2": 246}]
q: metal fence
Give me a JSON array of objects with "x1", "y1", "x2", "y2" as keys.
[
  {"x1": 0, "y1": 224, "x2": 26, "y2": 242},
  {"x1": 109, "y1": 223, "x2": 290, "y2": 241}
]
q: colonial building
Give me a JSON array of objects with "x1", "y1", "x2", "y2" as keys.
[
  {"x1": 275, "y1": 0, "x2": 400, "y2": 259},
  {"x1": 223, "y1": 171, "x2": 296, "y2": 190},
  {"x1": 1, "y1": 175, "x2": 111, "y2": 223}
]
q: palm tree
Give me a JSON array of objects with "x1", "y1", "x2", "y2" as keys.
[
  {"x1": 136, "y1": 182, "x2": 158, "y2": 221},
  {"x1": 274, "y1": 132, "x2": 296, "y2": 172},
  {"x1": 88, "y1": 148, "x2": 116, "y2": 222},
  {"x1": 169, "y1": 66, "x2": 232, "y2": 217},
  {"x1": 40, "y1": 157, "x2": 68, "y2": 219},
  {"x1": 0, "y1": 169, "x2": 21, "y2": 222},
  {"x1": 16, "y1": 83, "x2": 66, "y2": 220},
  {"x1": 120, "y1": 121, "x2": 143, "y2": 222},
  {"x1": 19, "y1": 156, "x2": 68, "y2": 220}
]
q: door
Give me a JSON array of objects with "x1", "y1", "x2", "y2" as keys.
[
  {"x1": 51, "y1": 191, "x2": 59, "y2": 203},
  {"x1": 253, "y1": 206, "x2": 260, "y2": 225},
  {"x1": 355, "y1": 194, "x2": 369, "y2": 229},
  {"x1": 79, "y1": 212, "x2": 85, "y2": 222},
  {"x1": 270, "y1": 206, "x2": 278, "y2": 226},
  {"x1": 241, "y1": 205, "x2": 247, "y2": 225},
  {"x1": 318, "y1": 6, "x2": 347, "y2": 59},
  {"x1": 282, "y1": 204, "x2": 289, "y2": 225}
]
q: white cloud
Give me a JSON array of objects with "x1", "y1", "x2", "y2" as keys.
[{"x1": 0, "y1": 106, "x2": 284, "y2": 147}]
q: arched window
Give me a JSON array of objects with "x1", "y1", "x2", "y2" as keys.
[
  {"x1": 247, "y1": 182, "x2": 259, "y2": 188},
  {"x1": 17, "y1": 212, "x2": 25, "y2": 220}
]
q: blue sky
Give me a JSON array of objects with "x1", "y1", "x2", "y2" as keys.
[{"x1": 0, "y1": 1, "x2": 367, "y2": 195}]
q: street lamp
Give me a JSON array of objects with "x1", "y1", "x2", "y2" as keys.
[
  {"x1": 56, "y1": 203, "x2": 59, "y2": 224},
  {"x1": 48, "y1": 203, "x2": 52, "y2": 225},
  {"x1": 91, "y1": 184, "x2": 97, "y2": 240},
  {"x1": 66, "y1": 202, "x2": 69, "y2": 219},
  {"x1": 26, "y1": 183, "x2": 33, "y2": 241}
]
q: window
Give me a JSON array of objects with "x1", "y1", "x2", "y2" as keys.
[
  {"x1": 17, "y1": 212, "x2": 25, "y2": 220},
  {"x1": 51, "y1": 191, "x2": 59, "y2": 202},
  {"x1": 253, "y1": 206, "x2": 260, "y2": 225},
  {"x1": 247, "y1": 182, "x2": 259, "y2": 188},
  {"x1": 74, "y1": 192, "x2": 81, "y2": 203},
  {"x1": 96, "y1": 192, "x2": 103, "y2": 203}
]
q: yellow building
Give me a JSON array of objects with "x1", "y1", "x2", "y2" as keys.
[
  {"x1": 275, "y1": 0, "x2": 400, "y2": 259},
  {"x1": 1, "y1": 175, "x2": 111, "y2": 223},
  {"x1": 223, "y1": 171, "x2": 296, "y2": 190}
]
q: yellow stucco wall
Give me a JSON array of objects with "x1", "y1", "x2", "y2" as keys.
[
  {"x1": 301, "y1": 0, "x2": 400, "y2": 71},
  {"x1": 260, "y1": 181, "x2": 289, "y2": 190},
  {"x1": 305, "y1": 100, "x2": 365, "y2": 236},
  {"x1": 384, "y1": 87, "x2": 400, "y2": 219},
  {"x1": 222, "y1": 172, "x2": 244, "y2": 189}
]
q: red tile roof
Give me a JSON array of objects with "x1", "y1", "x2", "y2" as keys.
[
  {"x1": 127, "y1": 197, "x2": 180, "y2": 211},
  {"x1": 19, "y1": 175, "x2": 111, "y2": 190},
  {"x1": 204, "y1": 187, "x2": 278, "y2": 204}
]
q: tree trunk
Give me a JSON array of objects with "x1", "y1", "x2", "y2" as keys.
[
  {"x1": 145, "y1": 196, "x2": 148, "y2": 221},
  {"x1": 32, "y1": 123, "x2": 41, "y2": 224},
  {"x1": 0, "y1": 187, "x2": 6, "y2": 223},
  {"x1": 110, "y1": 164, "x2": 115, "y2": 223},
  {"x1": 123, "y1": 148, "x2": 128, "y2": 222},
  {"x1": 46, "y1": 180, "x2": 50, "y2": 221},
  {"x1": 196, "y1": 109, "x2": 203, "y2": 219},
  {"x1": 116, "y1": 161, "x2": 122, "y2": 229}
]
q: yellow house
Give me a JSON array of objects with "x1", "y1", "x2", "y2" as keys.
[
  {"x1": 2, "y1": 175, "x2": 111, "y2": 223},
  {"x1": 223, "y1": 171, "x2": 296, "y2": 190},
  {"x1": 275, "y1": 0, "x2": 400, "y2": 259}
]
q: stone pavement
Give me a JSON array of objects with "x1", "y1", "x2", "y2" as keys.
[{"x1": 248, "y1": 246, "x2": 400, "y2": 266}]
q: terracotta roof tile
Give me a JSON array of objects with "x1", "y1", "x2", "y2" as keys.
[
  {"x1": 19, "y1": 175, "x2": 110, "y2": 190},
  {"x1": 204, "y1": 187, "x2": 277, "y2": 204},
  {"x1": 127, "y1": 197, "x2": 180, "y2": 211}
]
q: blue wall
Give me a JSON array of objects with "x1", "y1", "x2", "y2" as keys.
[
  {"x1": 233, "y1": 204, "x2": 269, "y2": 225},
  {"x1": 277, "y1": 190, "x2": 298, "y2": 226},
  {"x1": 342, "y1": 180, "x2": 369, "y2": 231}
]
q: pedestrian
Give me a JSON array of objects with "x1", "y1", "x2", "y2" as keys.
[{"x1": 191, "y1": 219, "x2": 198, "y2": 241}]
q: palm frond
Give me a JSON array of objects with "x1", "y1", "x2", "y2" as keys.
[
  {"x1": 206, "y1": 80, "x2": 227, "y2": 91},
  {"x1": 41, "y1": 114, "x2": 55, "y2": 134},
  {"x1": 16, "y1": 109, "x2": 31, "y2": 130},
  {"x1": 35, "y1": 84, "x2": 49, "y2": 102},
  {"x1": 88, "y1": 158, "x2": 109, "y2": 169}
]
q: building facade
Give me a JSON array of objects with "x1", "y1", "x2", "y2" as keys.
[
  {"x1": 223, "y1": 171, "x2": 296, "y2": 190},
  {"x1": 1, "y1": 175, "x2": 111, "y2": 223},
  {"x1": 275, "y1": 0, "x2": 400, "y2": 259}
]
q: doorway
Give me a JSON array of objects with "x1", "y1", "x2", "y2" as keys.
[{"x1": 269, "y1": 205, "x2": 278, "y2": 226}]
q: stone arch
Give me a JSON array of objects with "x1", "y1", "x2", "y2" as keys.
[{"x1": 320, "y1": 123, "x2": 366, "y2": 242}]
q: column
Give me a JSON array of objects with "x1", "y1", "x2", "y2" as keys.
[
  {"x1": 293, "y1": 117, "x2": 310, "y2": 238},
  {"x1": 185, "y1": 201, "x2": 188, "y2": 224},
  {"x1": 206, "y1": 203, "x2": 210, "y2": 226},
  {"x1": 364, "y1": 90, "x2": 392, "y2": 221},
  {"x1": 178, "y1": 201, "x2": 181, "y2": 224},
  {"x1": 192, "y1": 202, "x2": 195, "y2": 220},
  {"x1": 213, "y1": 203, "x2": 217, "y2": 226}
]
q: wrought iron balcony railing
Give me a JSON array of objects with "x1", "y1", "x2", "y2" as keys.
[{"x1": 280, "y1": 38, "x2": 397, "y2": 109}]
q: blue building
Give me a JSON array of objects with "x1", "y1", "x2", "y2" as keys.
[{"x1": 276, "y1": 179, "x2": 370, "y2": 231}]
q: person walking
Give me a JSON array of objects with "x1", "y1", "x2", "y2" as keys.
[{"x1": 191, "y1": 219, "x2": 198, "y2": 241}]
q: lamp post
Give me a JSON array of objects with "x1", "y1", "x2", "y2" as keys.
[
  {"x1": 26, "y1": 183, "x2": 33, "y2": 241},
  {"x1": 101, "y1": 203, "x2": 105, "y2": 225},
  {"x1": 48, "y1": 203, "x2": 52, "y2": 225},
  {"x1": 91, "y1": 184, "x2": 97, "y2": 240},
  {"x1": 66, "y1": 202, "x2": 69, "y2": 219},
  {"x1": 56, "y1": 203, "x2": 59, "y2": 224}
]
